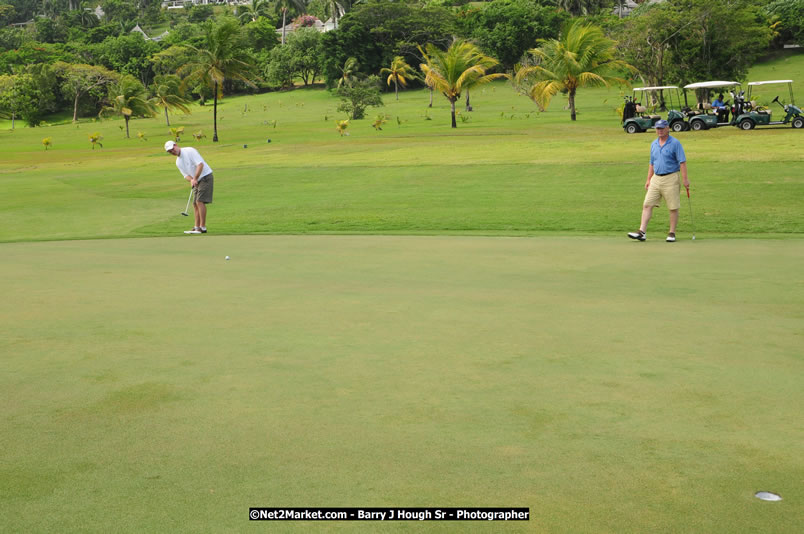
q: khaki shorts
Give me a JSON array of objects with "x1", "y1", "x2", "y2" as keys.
[
  {"x1": 644, "y1": 171, "x2": 680, "y2": 211},
  {"x1": 194, "y1": 173, "x2": 214, "y2": 204}
]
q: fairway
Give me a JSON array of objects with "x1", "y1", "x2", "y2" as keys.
[
  {"x1": 2, "y1": 235, "x2": 802, "y2": 532},
  {"x1": 2, "y1": 53, "x2": 804, "y2": 243}
]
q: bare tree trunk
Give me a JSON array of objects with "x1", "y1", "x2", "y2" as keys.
[
  {"x1": 124, "y1": 116, "x2": 130, "y2": 138},
  {"x1": 73, "y1": 93, "x2": 80, "y2": 122},
  {"x1": 165, "y1": 107, "x2": 170, "y2": 127},
  {"x1": 395, "y1": 78, "x2": 399, "y2": 100},
  {"x1": 429, "y1": 87, "x2": 433, "y2": 108},
  {"x1": 569, "y1": 89, "x2": 576, "y2": 121},
  {"x1": 450, "y1": 99, "x2": 457, "y2": 128},
  {"x1": 281, "y1": 10, "x2": 287, "y2": 45},
  {"x1": 213, "y1": 81, "x2": 219, "y2": 142},
  {"x1": 465, "y1": 89, "x2": 472, "y2": 111}
]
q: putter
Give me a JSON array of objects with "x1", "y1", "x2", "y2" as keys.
[
  {"x1": 181, "y1": 188, "x2": 193, "y2": 216},
  {"x1": 686, "y1": 187, "x2": 696, "y2": 240}
]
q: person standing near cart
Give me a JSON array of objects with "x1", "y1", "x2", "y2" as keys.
[
  {"x1": 165, "y1": 140, "x2": 214, "y2": 234},
  {"x1": 627, "y1": 119, "x2": 690, "y2": 242}
]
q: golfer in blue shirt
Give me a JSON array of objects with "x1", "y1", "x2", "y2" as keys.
[{"x1": 628, "y1": 119, "x2": 690, "y2": 242}]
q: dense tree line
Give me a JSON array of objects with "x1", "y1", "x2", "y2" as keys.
[{"x1": 0, "y1": 0, "x2": 796, "y2": 129}]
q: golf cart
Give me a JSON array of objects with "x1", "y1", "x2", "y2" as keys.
[
  {"x1": 732, "y1": 80, "x2": 804, "y2": 130},
  {"x1": 682, "y1": 81, "x2": 742, "y2": 131},
  {"x1": 622, "y1": 86, "x2": 689, "y2": 133}
]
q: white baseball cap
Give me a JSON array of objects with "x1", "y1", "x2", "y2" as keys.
[{"x1": 164, "y1": 140, "x2": 176, "y2": 152}]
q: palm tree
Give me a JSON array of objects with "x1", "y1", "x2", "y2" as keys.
[
  {"x1": 75, "y1": 0, "x2": 99, "y2": 27},
  {"x1": 276, "y1": 0, "x2": 307, "y2": 45},
  {"x1": 237, "y1": 0, "x2": 271, "y2": 23},
  {"x1": 324, "y1": 0, "x2": 343, "y2": 29},
  {"x1": 462, "y1": 50, "x2": 499, "y2": 112},
  {"x1": 380, "y1": 56, "x2": 417, "y2": 101},
  {"x1": 179, "y1": 19, "x2": 259, "y2": 142},
  {"x1": 419, "y1": 39, "x2": 508, "y2": 128},
  {"x1": 99, "y1": 75, "x2": 156, "y2": 139},
  {"x1": 150, "y1": 74, "x2": 192, "y2": 127},
  {"x1": 555, "y1": 0, "x2": 598, "y2": 17},
  {"x1": 515, "y1": 20, "x2": 633, "y2": 121},
  {"x1": 338, "y1": 57, "x2": 359, "y2": 88}
]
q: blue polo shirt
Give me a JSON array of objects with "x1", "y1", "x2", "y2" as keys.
[{"x1": 650, "y1": 136, "x2": 686, "y2": 174}]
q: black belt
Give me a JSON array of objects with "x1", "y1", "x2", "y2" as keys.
[{"x1": 655, "y1": 172, "x2": 678, "y2": 176}]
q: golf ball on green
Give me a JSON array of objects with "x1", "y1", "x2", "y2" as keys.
[{"x1": 225, "y1": 256, "x2": 230, "y2": 260}]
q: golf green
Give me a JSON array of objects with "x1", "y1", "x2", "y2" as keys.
[{"x1": 2, "y1": 235, "x2": 802, "y2": 532}]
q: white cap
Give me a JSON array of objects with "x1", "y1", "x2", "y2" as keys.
[{"x1": 164, "y1": 140, "x2": 176, "y2": 152}]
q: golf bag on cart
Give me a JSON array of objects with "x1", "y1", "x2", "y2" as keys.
[
  {"x1": 731, "y1": 90, "x2": 747, "y2": 117},
  {"x1": 623, "y1": 96, "x2": 637, "y2": 121}
]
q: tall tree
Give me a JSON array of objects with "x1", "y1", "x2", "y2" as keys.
[
  {"x1": 612, "y1": 3, "x2": 683, "y2": 88},
  {"x1": 616, "y1": 0, "x2": 772, "y2": 88},
  {"x1": 77, "y1": 5, "x2": 99, "y2": 28},
  {"x1": 324, "y1": 0, "x2": 343, "y2": 29},
  {"x1": 380, "y1": 56, "x2": 416, "y2": 100},
  {"x1": 0, "y1": 74, "x2": 37, "y2": 129},
  {"x1": 515, "y1": 20, "x2": 633, "y2": 121},
  {"x1": 765, "y1": 0, "x2": 804, "y2": 47},
  {"x1": 237, "y1": 0, "x2": 271, "y2": 23},
  {"x1": 287, "y1": 27, "x2": 324, "y2": 85},
  {"x1": 179, "y1": 19, "x2": 258, "y2": 142},
  {"x1": 150, "y1": 74, "x2": 192, "y2": 127},
  {"x1": 321, "y1": 0, "x2": 456, "y2": 88},
  {"x1": 275, "y1": 0, "x2": 307, "y2": 45},
  {"x1": 663, "y1": 0, "x2": 772, "y2": 85},
  {"x1": 554, "y1": 0, "x2": 608, "y2": 17},
  {"x1": 456, "y1": 0, "x2": 568, "y2": 70},
  {"x1": 100, "y1": 75, "x2": 156, "y2": 138},
  {"x1": 54, "y1": 61, "x2": 118, "y2": 122},
  {"x1": 419, "y1": 39, "x2": 507, "y2": 128}
]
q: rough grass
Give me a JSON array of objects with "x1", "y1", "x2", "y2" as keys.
[{"x1": 1, "y1": 50, "x2": 803, "y2": 243}]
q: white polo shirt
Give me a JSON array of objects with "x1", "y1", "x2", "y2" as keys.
[{"x1": 175, "y1": 147, "x2": 213, "y2": 180}]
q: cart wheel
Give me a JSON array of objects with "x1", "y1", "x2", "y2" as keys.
[
  {"x1": 690, "y1": 120, "x2": 705, "y2": 131},
  {"x1": 671, "y1": 121, "x2": 685, "y2": 132},
  {"x1": 625, "y1": 123, "x2": 640, "y2": 134},
  {"x1": 792, "y1": 117, "x2": 804, "y2": 129},
  {"x1": 740, "y1": 118, "x2": 755, "y2": 130}
]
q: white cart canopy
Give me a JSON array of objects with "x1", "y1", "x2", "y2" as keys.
[
  {"x1": 747, "y1": 80, "x2": 793, "y2": 86},
  {"x1": 634, "y1": 86, "x2": 680, "y2": 91},
  {"x1": 683, "y1": 81, "x2": 740, "y2": 89}
]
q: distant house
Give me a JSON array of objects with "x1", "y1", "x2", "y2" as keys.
[
  {"x1": 161, "y1": 0, "x2": 250, "y2": 8},
  {"x1": 277, "y1": 17, "x2": 336, "y2": 37},
  {"x1": 613, "y1": 0, "x2": 664, "y2": 17},
  {"x1": 130, "y1": 24, "x2": 168, "y2": 42},
  {"x1": 277, "y1": 8, "x2": 343, "y2": 39}
]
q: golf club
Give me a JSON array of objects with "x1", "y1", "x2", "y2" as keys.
[
  {"x1": 181, "y1": 188, "x2": 193, "y2": 216},
  {"x1": 686, "y1": 186, "x2": 696, "y2": 240}
]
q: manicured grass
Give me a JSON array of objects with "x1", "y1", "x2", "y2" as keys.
[
  {"x1": 1, "y1": 50, "x2": 803, "y2": 243},
  {"x1": 1, "y1": 235, "x2": 803, "y2": 532}
]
